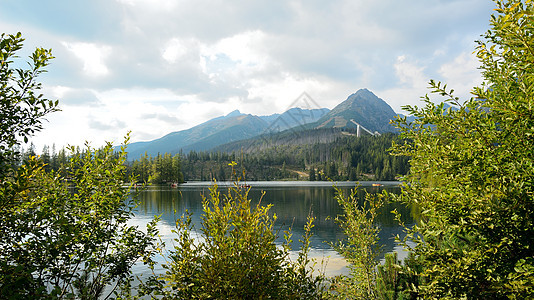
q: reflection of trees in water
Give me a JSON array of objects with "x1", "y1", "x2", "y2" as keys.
[
  {"x1": 136, "y1": 186, "x2": 205, "y2": 229},
  {"x1": 134, "y1": 184, "x2": 415, "y2": 256}
]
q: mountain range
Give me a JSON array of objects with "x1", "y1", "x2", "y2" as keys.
[{"x1": 125, "y1": 89, "x2": 399, "y2": 160}]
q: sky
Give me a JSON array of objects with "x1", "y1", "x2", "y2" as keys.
[{"x1": 0, "y1": 0, "x2": 496, "y2": 151}]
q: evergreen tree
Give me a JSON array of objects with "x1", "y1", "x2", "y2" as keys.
[
  {"x1": 309, "y1": 168, "x2": 316, "y2": 181},
  {"x1": 41, "y1": 145, "x2": 51, "y2": 172}
]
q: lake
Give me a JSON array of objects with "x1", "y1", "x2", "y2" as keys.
[{"x1": 131, "y1": 181, "x2": 414, "y2": 277}]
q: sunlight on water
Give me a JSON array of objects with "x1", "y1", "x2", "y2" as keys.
[{"x1": 129, "y1": 181, "x2": 413, "y2": 278}]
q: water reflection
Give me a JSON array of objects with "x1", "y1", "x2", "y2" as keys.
[{"x1": 132, "y1": 181, "x2": 414, "y2": 276}]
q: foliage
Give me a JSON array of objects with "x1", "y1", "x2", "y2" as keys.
[
  {"x1": 0, "y1": 32, "x2": 158, "y2": 299},
  {"x1": 0, "y1": 137, "x2": 159, "y2": 299},
  {"x1": 391, "y1": 0, "x2": 534, "y2": 298},
  {"x1": 375, "y1": 252, "x2": 423, "y2": 300},
  {"x1": 128, "y1": 152, "x2": 183, "y2": 184},
  {"x1": 0, "y1": 32, "x2": 59, "y2": 176},
  {"x1": 138, "y1": 163, "x2": 327, "y2": 299},
  {"x1": 329, "y1": 184, "x2": 385, "y2": 299},
  {"x1": 16, "y1": 143, "x2": 80, "y2": 177}
]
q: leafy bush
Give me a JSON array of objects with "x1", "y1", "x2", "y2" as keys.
[
  {"x1": 0, "y1": 32, "x2": 158, "y2": 299},
  {"x1": 391, "y1": 0, "x2": 534, "y2": 298},
  {"x1": 0, "y1": 139, "x2": 159, "y2": 299},
  {"x1": 328, "y1": 185, "x2": 386, "y2": 299},
  {"x1": 139, "y1": 163, "x2": 327, "y2": 299}
]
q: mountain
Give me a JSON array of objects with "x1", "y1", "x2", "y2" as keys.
[
  {"x1": 259, "y1": 107, "x2": 329, "y2": 132},
  {"x1": 125, "y1": 89, "x2": 399, "y2": 159},
  {"x1": 314, "y1": 89, "x2": 397, "y2": 133},
  {"x1": 213, "y1": 127, "x2": 354, "y2": 153},
  {"x1": 126, "y1": 111, "x2": 267, "y2": 159},
  {"x1": 125, "y1": 108, "x2": 328, "y2": 160}
]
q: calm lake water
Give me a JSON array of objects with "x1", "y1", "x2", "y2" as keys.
[{"x1": 131, "y1": 181, "x2": 414, "y2": 277}]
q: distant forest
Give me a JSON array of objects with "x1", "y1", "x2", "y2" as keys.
[
  {"x1": 18, "y1": 145, "x2": 184, "y2": 185},
  {"x1": 24, "y1": 131, "x2": 409, "y2": 183},
  {"x1": 178, "y1": 132, "x2": 409, "y2": 182}
]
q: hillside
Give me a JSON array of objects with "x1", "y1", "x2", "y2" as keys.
[{"x1": 213, "y1": 127, "x2": 356, "y2": 153}]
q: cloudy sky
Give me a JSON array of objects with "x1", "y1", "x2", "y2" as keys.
[{"x1": 1, "y1": 0, "x2": 495, "y2": 151}]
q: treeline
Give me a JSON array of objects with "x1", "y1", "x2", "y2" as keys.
[
  {"x1": 23, "y1": 132, "x2": 408, "y2": 183},
  {"x1": 16, "y1": 143, "x2": 69, "y2": 174},
  {"x1": 179, "y1": 132, "x2": 409, "y2": 181},
  {"x1": 18, "y1": 144, "x2": 185, "y2": 185},
  {"x1": 127, "y1": 152, "x2": 184, "y2": 184}
]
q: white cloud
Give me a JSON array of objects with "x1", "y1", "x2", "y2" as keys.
[
  {"x1": 378, "y1": 51, "x2": 484, "y2": 113},
  {"x1": 207, "y1": 30, "x2": 267, "y2": 66},
  {"x1": 47, "y1": 85, "x2": 71, "y2": 99},
  {"x1": 115, "y1": 0, "x2": 179, "y2": 11},
  {"x1": 376, "y1": 56, "x2": 430, "y2": 113},
  {"x1": 246, "y1": 73, "x2": 340, "y2": 113},
  {"x1": 96, "y1": 87, "x2": 181, "y2": 104},
  {"x1": 62, "y1": 41, "x2": 112, "y2": 77},
  {"x1": 394, "y1": 55, "x2": 427, "y2": 89},
  {"x1": 175, "y1": 97, "x2": 236, "y2": 125},
  {"x1": 1, "y1": 0, "x2": 496, "y2": 150},
  {"x1": 162, "y1": 38, "x2": 192, "y2": 63},
  {"x1": 438, "y1": 51, "x2": 482, "y2": 100},
  {"x1": 199, "y1": 30, "x2": 270, "y2": 80},
  {"x1": 32, "y1": 87, "x2": 188, "y2": 150}
]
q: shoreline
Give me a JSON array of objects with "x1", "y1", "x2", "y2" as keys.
[{"x1": 179, "y1": 180, "x2": 402, "y2": 188}]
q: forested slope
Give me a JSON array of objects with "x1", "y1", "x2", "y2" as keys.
[{"x1": 181, "y1": 132, "x2": 409, "y2": 181}]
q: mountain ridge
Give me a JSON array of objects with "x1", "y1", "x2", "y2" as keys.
[{"x1": 125, "y1": 89, "x2": 399, "y2": 160}]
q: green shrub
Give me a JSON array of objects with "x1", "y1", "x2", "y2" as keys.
[
  {"x1": 139, "y1": 163, "x2": 327, "y2": 299},
  {"x1": 328, "y1": 185, "x2": 385, "y2": 300},
  {"x1": 391, "y1": 1, "x2": 534, "y2": 298},
  {"x1": 0, "y1": 32, "x2": 158, "y2": 299}
]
